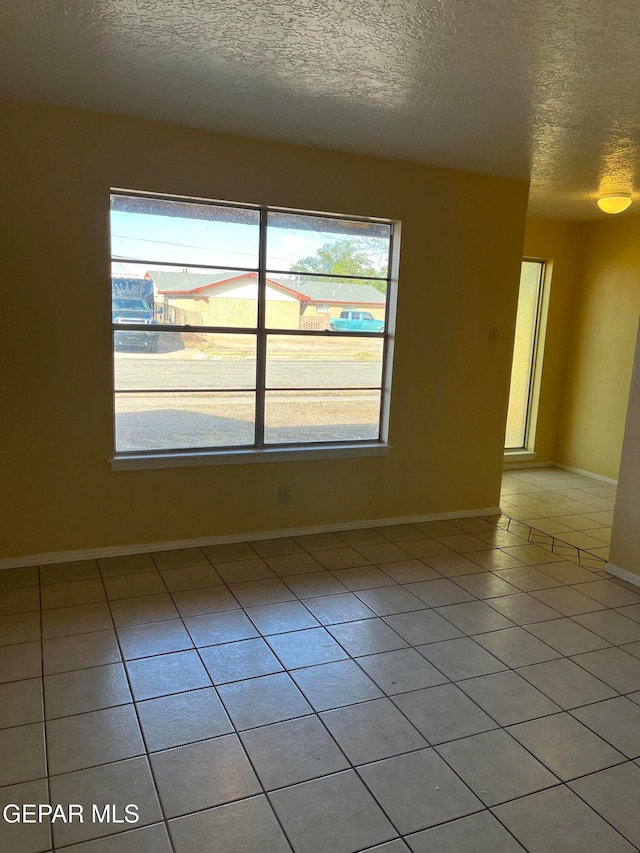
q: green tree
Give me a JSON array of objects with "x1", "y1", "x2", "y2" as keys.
[{"x1": 292, "y1": 238, "x2": 387, "y2": 293}]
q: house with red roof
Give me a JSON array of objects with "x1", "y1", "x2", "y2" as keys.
[{"x1": 145, "y1": 270, "x2": 386, "y2": 330}]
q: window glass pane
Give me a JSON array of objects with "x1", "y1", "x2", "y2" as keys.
[
  {"x1": 112, "y1": 263, "x2": 258, "y2": 329},
  {"x1": 266, "y1": 335, "x2": 383, "y2": 388},
  {"x1": 505, "y1": 261, "x2": 544, "y2": 449},
  {"x1": 111, "y1": 194, "x2": 259, "y2": 268},
  {"x1": 110, "y1": 195, "x2": 395, "y2": 455},
  {"x1": 264, "y1": 390, "x2": 381, "y2": 444},
  {"x1": 267, "y1": 211, "x2": 391, "y2": 278},
  {"x1": 114, "y1": 332, "x2": 256, "y2": 391},
  {"x1": 115, "y1": 392, "x2": 255, "y2": 451},
  {"x1": 264, "y1": 274, "x2": 387, "y2": 330}
]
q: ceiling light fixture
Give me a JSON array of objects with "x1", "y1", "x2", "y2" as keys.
[{"x1": 597, "y1": 193, "x2": 632, "y2": 214}]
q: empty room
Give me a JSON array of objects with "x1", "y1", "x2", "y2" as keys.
[{"x1": 1, "y1": 1, "x2": 640, "y2": 852}]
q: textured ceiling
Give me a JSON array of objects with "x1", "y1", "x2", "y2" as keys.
[{"x1": 1, "y1": 0, "x2": 639, "y2": 220}]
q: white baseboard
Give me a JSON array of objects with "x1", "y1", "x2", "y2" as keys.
[
  {"x1": 502, "y1": 460, "x2": 618, "y2": 485},
  {"x1": 503, "y1": 460, "x2": 554, "y2": 470},
  {"x1": 554, "y1": 463, "x2": 618, "y2": 485},
  {"x1": 0, "y1": 506, "x2": 502, "y2": 570},
  {"x1": 605, "y1": 561, "x2": 640, "y2": 589}
]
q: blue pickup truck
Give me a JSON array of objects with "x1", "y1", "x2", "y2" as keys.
[{"x1": 329, "y1": 310, "x2": 385, "y2": 332}]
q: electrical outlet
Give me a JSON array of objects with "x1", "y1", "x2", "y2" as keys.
[
  {"x1": 278, "y1": 485, "x2": 291, "y2": 504},
  {"x1": 488, "y1": 327, "x2": 498, "y2": 345}
]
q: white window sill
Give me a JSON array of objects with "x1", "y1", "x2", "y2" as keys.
[
  {"x1": 503, "y1": 450, "x2": 537, "y2": 463},
  {"x1": 109, "y1": 442, "x2": 391, "y2": 471}
]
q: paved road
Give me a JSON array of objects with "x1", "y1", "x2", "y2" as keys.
[{"x1": 115, "y1": 355, "x2": 382, "y2": 390}]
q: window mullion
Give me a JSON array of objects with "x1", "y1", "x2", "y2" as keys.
[{"x1": 254, "y1": 208, "x2": 268, "y2": 448}]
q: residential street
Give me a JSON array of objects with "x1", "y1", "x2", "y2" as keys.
[
  {"x1": 114, "y1": 353, "x2": 383, "y2": 390},
  {"x1": 113, "y1": 336, "x2": 383, "y2": 450}
]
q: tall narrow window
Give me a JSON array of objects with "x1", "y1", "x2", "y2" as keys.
[
  {"x1": 504, "y1": 260, "x2": 545, "y2": 450},
  {"x1": 110, "y1": 192, "x2": 396, "y2": 459}
]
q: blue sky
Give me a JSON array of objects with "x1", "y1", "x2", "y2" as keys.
[{"x1": 110, "y1": 209, "x2": 389, "y2": 276}]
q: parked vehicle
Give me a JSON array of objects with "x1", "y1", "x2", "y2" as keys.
[
  {"x1": 112, "y1": 296, "x2": 154, "y2": 324},
  {"x1": 330, "y1": 310, "x2": 385, "y2": 332},
  {"x1": 112, "y1": 297, "x2": 160, "y2": 352}
]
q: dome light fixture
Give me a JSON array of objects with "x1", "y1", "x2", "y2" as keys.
[{"x1": 597, "y1": 193, "x2": 632, "y2": 214}]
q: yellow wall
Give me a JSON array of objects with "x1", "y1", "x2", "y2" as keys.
[
  {"x1": 609, "y1": 321, "x2": 640, "y2": 578},
  {"x1": 557, "y1": 213, "x2": 640, "y2": 480},
  {"x1": 508, "y1": 215, "x2": 640, "y2": 484},
  {"x1": 0, "y1": 99, "x2": 528, "y2": 560},
  {"x1": 520, "y1": 218, "x2": 582, "y2": 463}
]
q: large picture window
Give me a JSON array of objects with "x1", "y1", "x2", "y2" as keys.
[{"x1": 110, "y1": 192, "x2": 397, "y2": 461}]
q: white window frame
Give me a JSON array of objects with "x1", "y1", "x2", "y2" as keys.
[
  {"x1": 109, "y1": 191, "x2": 399, "y2": 471},
  {"x1": 504, "y1": 257, "x2": 547, "y2": 459}
]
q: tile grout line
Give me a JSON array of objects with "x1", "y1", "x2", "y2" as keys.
[
  {"x1": 147, "y1": 562, "x2": 300, "y2": 853},
  {"x1": 96, "y1": 560, "x2": 179, "y2": 853},
  {"x1": 3, "y1": 472, "x2": 638, "y2": 852}
]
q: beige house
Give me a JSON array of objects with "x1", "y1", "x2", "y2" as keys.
[{"x1": 147, "y1": 270, "x2": 386, "y2": 329}]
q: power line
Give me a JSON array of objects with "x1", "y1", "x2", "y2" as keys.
[
  {"x1": 111, "y1": 234, "x2": 259, "y2": 259},
  {"x1": 111, "y1": 234, "x2": 387, "y2": 267}
]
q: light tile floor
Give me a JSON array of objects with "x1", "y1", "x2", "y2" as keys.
[
  {"x1": 2, "y1": 468, "x2": 640, "y2": 852},
  {"x1": 501, "y1": 466, "x2": 616, "y2": 563}
]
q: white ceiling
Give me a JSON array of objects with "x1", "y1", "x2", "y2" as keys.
[{"x1": 1, "y1": 0, "x2": 639, "y2": 220}]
